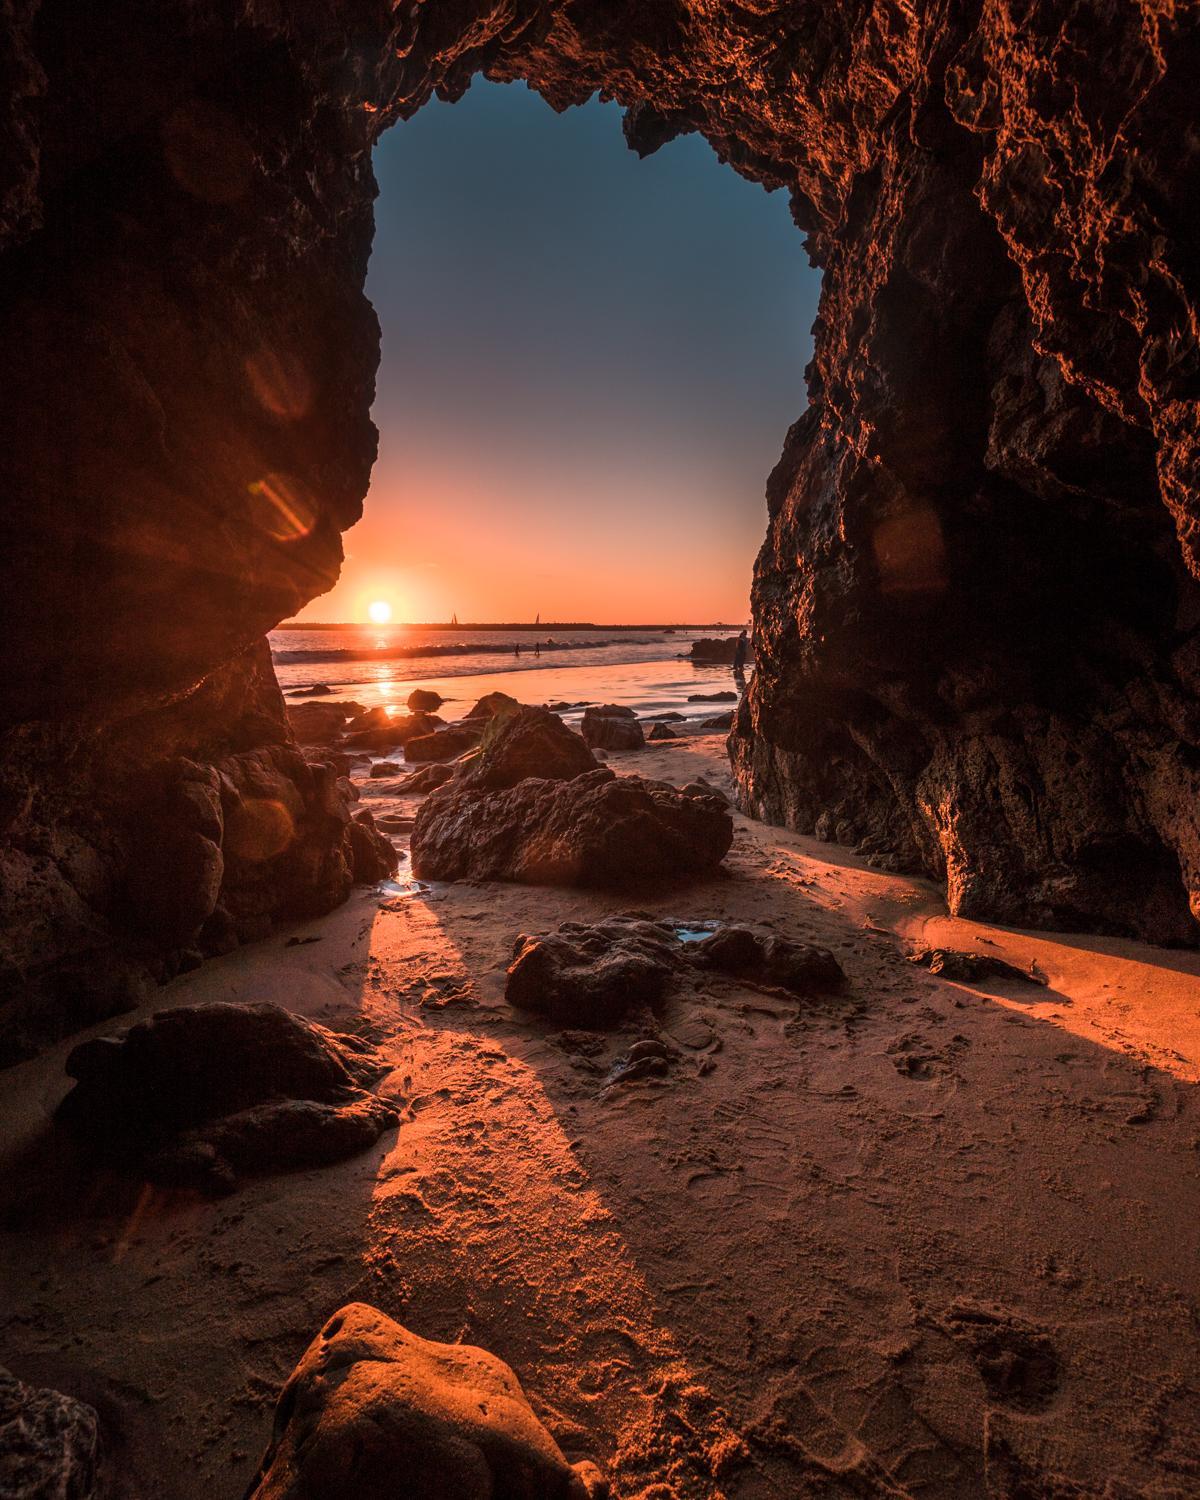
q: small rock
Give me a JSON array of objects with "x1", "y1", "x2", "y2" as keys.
[
  {"x1": 0, "y1": 1367, "x2": 100, "y2": 1500},
  {"x1": 581, "y1": 706, "x2": 645, "y2": 751},
  {"x1": 246, "y1": 1303, "x2": 606, "y2": 1500},
  {"x1": 407, "y1": 688, "x2": 444, "y2": 712}
]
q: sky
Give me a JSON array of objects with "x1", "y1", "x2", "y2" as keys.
[{"x1": 294, "y1": 80, "x2": 820, "y2": 625}]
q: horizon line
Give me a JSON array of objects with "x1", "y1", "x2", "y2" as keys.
[{"x1": 274, "y1": 620, "x2": 747, "y2": 631}]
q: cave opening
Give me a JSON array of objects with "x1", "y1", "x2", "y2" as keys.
[
  {"x1": 5, "y1": 8, "x2": 1200, "y2": 1497},
  {"x1": 299, "y1": 77, "x2": 823, "y2": 630}
]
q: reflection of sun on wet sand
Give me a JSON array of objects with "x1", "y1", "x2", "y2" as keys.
[{"x1": 2, "y1": 728, "x2": 1199, "y2": 1497}]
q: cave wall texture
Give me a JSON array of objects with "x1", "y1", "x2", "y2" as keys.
[{"x1": 1, "y1": 0, "x2": 1199, "y2": 1056}]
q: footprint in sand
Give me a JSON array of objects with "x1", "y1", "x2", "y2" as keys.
[{"x1": 941, "y1": 1300, "x2": 1060, "y2": 1412}]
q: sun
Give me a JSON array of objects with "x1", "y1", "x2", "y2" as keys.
[{"x1": 367, "y1": 600, "x2": 392, "y2": 625}]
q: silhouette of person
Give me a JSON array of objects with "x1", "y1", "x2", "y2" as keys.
[
  {"x1": 534, "y1": 641, "x2": 541, "y2": 658},
  {"x1": 733, "y1": 629, "x2": 749, "y2": 676}
]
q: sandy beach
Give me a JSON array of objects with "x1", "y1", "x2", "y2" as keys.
[{"x1": 2, "y1": 690, "x2": 1199, "y2": 1498}]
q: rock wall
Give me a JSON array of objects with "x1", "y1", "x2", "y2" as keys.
[{"x1": 1, "y1": 1, "x2": 1198, "y2": 1057}]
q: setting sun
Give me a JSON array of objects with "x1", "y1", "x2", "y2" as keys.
[{"x1": 367, "y1": 599, "x2": 392, "y2": 625}]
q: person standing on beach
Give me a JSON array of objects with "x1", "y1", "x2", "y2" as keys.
[{"x1": 733, "y1": 630, "x2": 749, "y2": 675}]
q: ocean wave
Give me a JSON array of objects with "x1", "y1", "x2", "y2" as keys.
[{"x1": 271, "y1": 638, "x2": 648, "y2": 665}]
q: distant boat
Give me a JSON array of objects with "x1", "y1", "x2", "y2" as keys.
[
  {"x1": 451, "y1": 612, "x2": 458, "y2": 626},
  {"x1": 535, "y1": 612, "x2": 540, "y2": 625}
]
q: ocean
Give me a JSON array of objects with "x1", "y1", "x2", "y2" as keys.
[{"x1": 269, "y1": 625, "x2": 749, "y2": 726}]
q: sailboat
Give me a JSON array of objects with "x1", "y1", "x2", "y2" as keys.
[
  {"x1": 450, "y1": 612, "x2": 458, "y2": 627},
  {"x1": 535, "y1": 611, "x2": 540, "y2": 626}
]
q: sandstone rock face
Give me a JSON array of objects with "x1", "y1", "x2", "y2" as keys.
[
  {"x1": 411, "y1": 770, "x2": 733, "y2": 887},
  {"x1": 247, "y1": 1303, "x2": 606, "y2": 1500},
  {"x1": 0, "y1": 1367, "x2": 100, "y2": 1500},
  {"x1": 3, "y1": 0, "x2": 1200, "y2": 1063},
  {"x1": 57, "y1": 1001, "x2": 399, "y2": 1193}
]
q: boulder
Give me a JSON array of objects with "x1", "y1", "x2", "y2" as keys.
[
  {"x1": 580, "y1": 706, "x2": 645, "y2": 752},
  {"x1": 687, "y1": 638, "x2": 742, "y2": 664},
  {"x1": 406, "y1": 688, "x2": 444, "y2": 712},
  {"x1": 348, "y1": 810, "x2": 399, "y2": 883},
  {"x1": 402, "y1": 763, "x2": 456, "y2": 794},
  {"x1": 411, "y1": 769, "x2": 732, "y2": 887},
  {"x1": 291, "y1": 683, "x2": 332, "y2": 697},
  {"x1": 687, "y1": 691, "x2": 737, "y2": 702},
  {"x1": 644, "y1": 711, "x2": 685, "y2": 721},
  {"x1": 287, "y1": 701, "x2": 353, "y2": 746},
  {"x1": 682, "y1": 779, "x2": 729, "y2": 806},
  {"x1": 458, "y1": 707, "x2": 597, "y2": 791},
  {"x1": 345, "y1": 712, "x2": 442, "y2": 754},
  {"x1": 507, "y1": 918, "x2": 680, "y2": 1026},
  {"x1": 648, "y1": 724, "x2": 678, "y2": 741},
  {"x1": 56, "y1": 1001, "x2": 399, "y2": 1193},
  {"x1": 246, "y1": 1303, "x2": 605, "y2": 1500},
  {"x1": 405, "y1": 725, "x2": 483, "y2": 763},
  {"x1": 0, "y1": 1367, "x2": 100, "y2": 1500},
  {"x1": 369, "y1": 760, "x2": 403, "y2": 778},
  {"x1": 693, "y1": 926, "x2": 844, "y2": 995},
  {"x1": 464, "y1": 691, "x2": 522, "y2": 722},
  {"x1": 700, "y1": 712, "x2": 735, "y2": 731}
]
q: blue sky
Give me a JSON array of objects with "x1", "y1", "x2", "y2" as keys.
[{"x1": 301, "y1": 79, "x2": 821, "y2": 623}]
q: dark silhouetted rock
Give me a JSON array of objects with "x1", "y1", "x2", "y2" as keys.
[
  {"x1": 688, "y1": 638, "x2": 741, "y2": 664},
  {"x1": 247, "y1": 1303, "x2": 606, "y2": 1500},
  {"x1": 0, "y1": 1367, "x2": 100, "y2": 1500},
  {"x1": 57, "y1": 1002, "x2": 398, "y2": 1193},
  {"x1": 507, "y1": 918, "x2": 680, "y2": 1026},
  {"x1": 406, "y1": 688, "x2": 444, "y2": 712},
  {"x1": 682, "y1": 779, "x2": 729, "y2": 806},
  {"x1": 701, "y1": 712, "x2": 735, "y2": 731},
  {"x1": 644, "y1": 711, "x2": 685, "y2": 721},
  {"x1": 405, "y1": 725, "x2": 483, "y2": 763},
  {"x1": 694, "y1": 926, "x2": 844, "y2": 995},
  {"x1": 688, "y1": 691, "x2": 737, "y2": 702},
  {"x1": 581, "y1": 707, "x2": 645, "y2": 752},
  {"x1": 649, "y1": 724, "x2": 678, "y2": 741},
  {"x1": 291, "y1": 683, "x2": 332, "y2": 697},
  {"x1": 411, "y1": 770, "x2": 732, "y2": 887},
  {"x1": 369, "y1": 760, "x2": 402, "y2": 778},
  {"x1": 908, "y1": 948, "x2": 1047, "y2": 986},
  {"x1": 458, "y1": 707, "x2": 597, "y2": 791},
  {"x1": 348, "y1": 809, "x2": 399, "y2": 883}
]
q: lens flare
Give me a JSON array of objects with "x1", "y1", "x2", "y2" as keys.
[{"x1": 247, "y1": 473, "x2": 317, "y2": 543}]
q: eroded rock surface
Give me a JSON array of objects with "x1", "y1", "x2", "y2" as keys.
[
  {"x1": 457, "y1": 706, "x2": 597, "y2": 791},
  {"x1": 56, "y1": 1001, "x2": 399, "y2": 1193},
  {"x1": 580, "y1": 706, "x2": 645, "y2": 752},
  {"x1": 247, "y1": 1302, "x2": 606, "y2": 1500},
  {"x1": 507, "y1": 918, "x2": 680, "y2": 1025},
  {"x1": 411, "y1": 770, "x2": 732, "y2": 888},
  {"x1": 0, "y1": 1367, "x2": 100, "y2": 1500}
]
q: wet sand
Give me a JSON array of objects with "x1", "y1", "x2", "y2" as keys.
[{"x1": 2, "y1": 732, "x2": 1199, "y2": 1497}]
